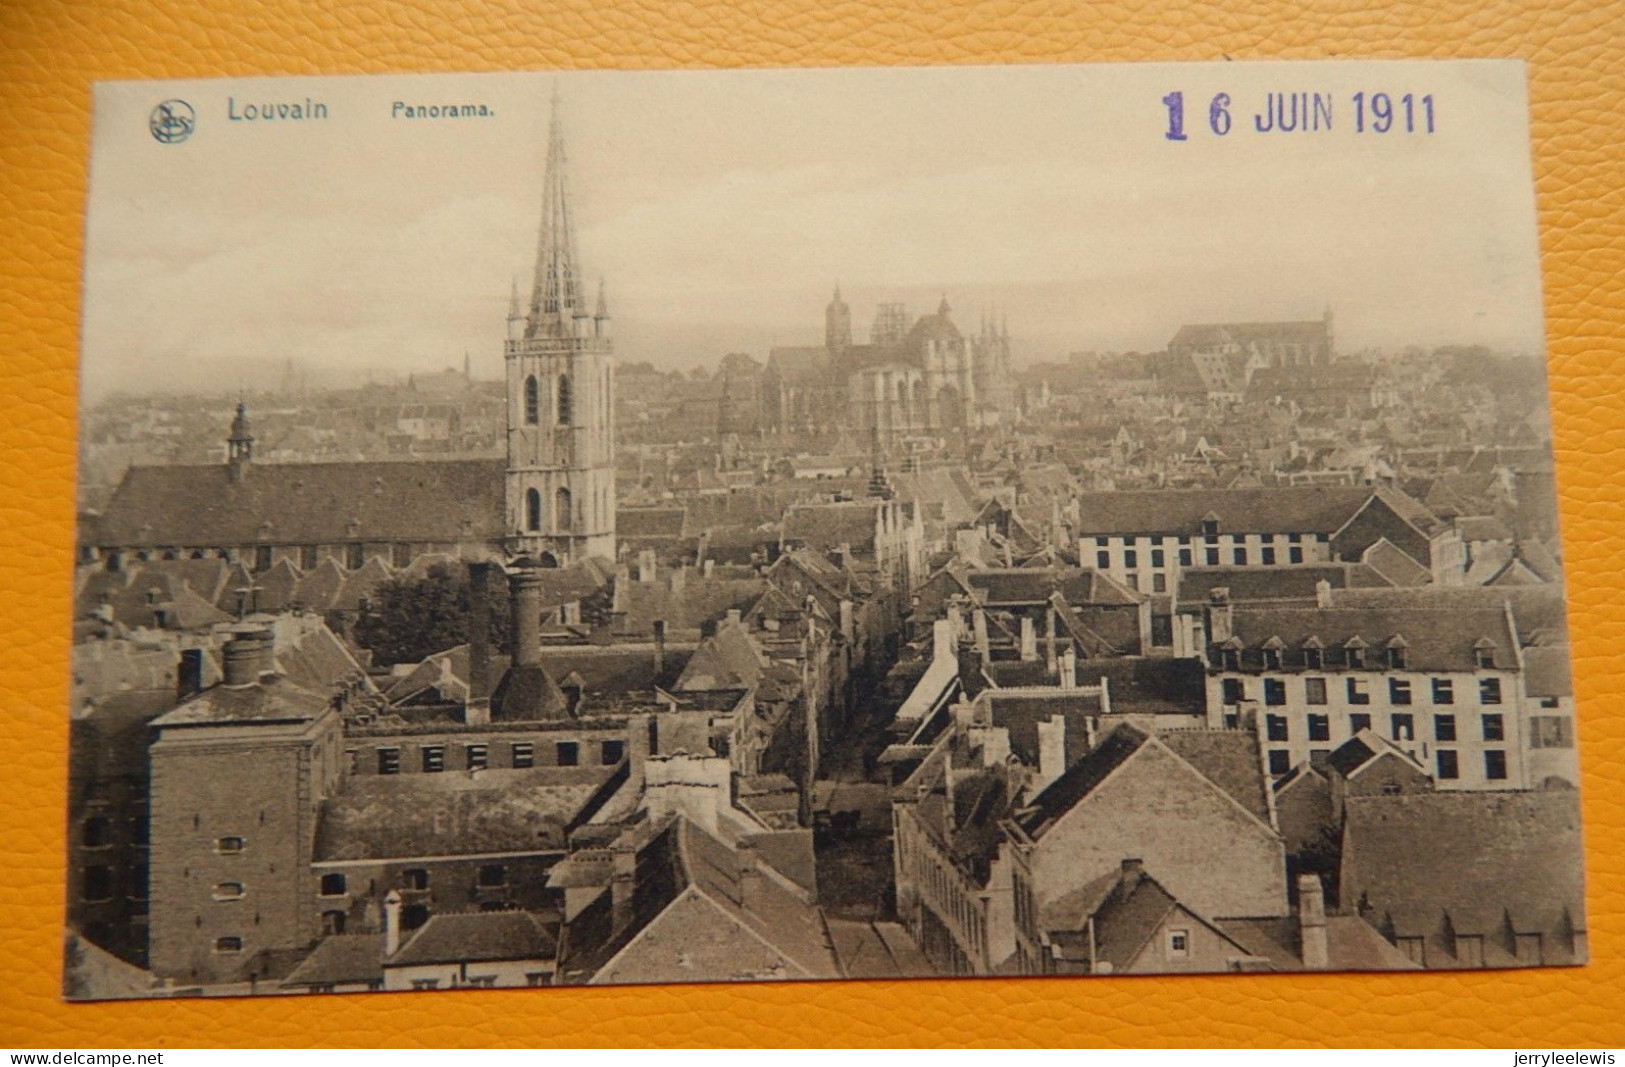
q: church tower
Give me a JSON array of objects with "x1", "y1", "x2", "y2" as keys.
[
  {"x1": 504, "y1": 89, "x2": 616, "y2": 565},
  {"x1": 825, "y1": 284, "x2": 852, "y2": 356}
]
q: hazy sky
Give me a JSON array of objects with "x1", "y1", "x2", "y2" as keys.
[{"x1": 82, "y1": 61, "x2": 1545, "y2": 399}]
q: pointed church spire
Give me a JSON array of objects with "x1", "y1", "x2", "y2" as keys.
[{"x1": 527, "y1": 86, "x2": 584, "y2": 337}]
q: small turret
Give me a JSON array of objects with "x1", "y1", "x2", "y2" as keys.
[
  {"x1": 594, "y1": 276, "x2": 611, "y2": 339},
  {"x1": 506, "y1": 277, "x2": 524, "y2": 341}
]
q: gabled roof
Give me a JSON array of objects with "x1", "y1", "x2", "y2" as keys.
[
  {"x1": 1221, "y1": 605, "x2": 1518, "y2": 671},
  {"x1": 150, "y1": 674, "x2": 331, "y2": 728},
  {"x1": 1015, "y1": 725, "x2": 1271, "y2": 838},
  {"x1": 1342, "y1": 791, "x2": 1585, "y2": 948},
  {"x1": 618, "y1": 506, "x2": 688, "y2": 540},
  {"x1": 281, "y1": 934, "x2": 384, "y2": 988},
  {"x1": 389, "y1": 910, "x2": 557, "y2": 967},
  {"x1": 94, "y1": 458, "x2": 506, "y2": 547},
  {"x1": 1073, "y1": 487, "x2": 1379, "y2": 537},
  {"x1": 965, "y1": 567, "x2": 1140, "y2": 608},
  {"x1": 781, "y1": 501, "x2": 880, "y2": 552}
]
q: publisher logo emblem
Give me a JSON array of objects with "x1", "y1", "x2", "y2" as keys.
[{"x1": 149, "y1": 100, "x2": 196, "y2": 144}]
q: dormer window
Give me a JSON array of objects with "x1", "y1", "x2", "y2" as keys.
[
  {"x1": 1474, "y1": 639, "x2": 1496, "y2": 669},
  {"x1": 1303, "y1": 644, "x2": 1324, "y2": 670},
  {"x1": 1345, "y1": 638, "x2": 1368, "y2": 669},
  {"x1": 1385, "y1": 637, "x2": 1408, "y2": 670},
  {"x1": 1201, "y1": 517, "x2": 1220, "y2": 539},
  {"x1": 1261, "y1": 638, "x2": 1284, "y2": 671}
]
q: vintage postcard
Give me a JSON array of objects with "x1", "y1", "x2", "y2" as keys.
[{"x1": 68, "y1": 60, "x2": 1583, "y2": 1000}]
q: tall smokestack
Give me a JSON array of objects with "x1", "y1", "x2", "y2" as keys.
[
  {"x1": 510, "y1": 556, "x2": 543, "y2": 669},
  {"x1": 467, "y1": 562, "x2": 493, "y2": 724},
  {"x1": 653, "y1": 619, "x2": 667, "y2": 675}
]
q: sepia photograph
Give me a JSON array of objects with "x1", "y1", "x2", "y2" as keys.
[{"x1": 66, "y1": 60, "x2": 1583, "y2": 1000}]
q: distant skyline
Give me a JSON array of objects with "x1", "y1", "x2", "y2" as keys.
[{"x1": 82, "y1": 63, "x2": 1546, "y2": 401}]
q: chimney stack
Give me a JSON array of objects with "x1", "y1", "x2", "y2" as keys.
[
  {"x1": 1315, "y1": 579, "x2": 1334, "y2": 609},
  {"x1": 509, "y1": 557, "x2": 544, "y2": 669},
  {"x1": 466, "y1": 562, "x2": 493, "y2": 724},
  {"x1": 1120, "y1": 858, "x2": 1144, "y2": 894},
  {"x1": 1019, "y1": 616, "x2": 1038, "y2": 662},
  {"x1": 637, "y1": 549, "x2": 656, "y2": 583},
  {"x1": 1207, "y1": 587, "x2": 1234, "y2": 644},
  {"x1": 1045, "y1": 608, "x2": 1058, "y2": 673},
  {"x1": 1298, "y1": 873, "x2": 1329, "y2": 970},
  {"x1": 611, "y1": 839, "x2": 637, "y2": 934},
  {"x1": 653, "y1": 619, "x2": 667, "y2": 675},
  {"x1": 1058, "y1": 645, "x2": 1077, "y2": 689},
  {"x1": 383, "y1": 890, "x2": 402, "y2": 958},
  {"x1": 221, "y1": 629, "x2": 274, "y2": 687},
  {"x1": 1036, "y1": 714, "x2": 1067, "y2": 792}
]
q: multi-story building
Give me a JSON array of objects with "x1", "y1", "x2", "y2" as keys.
[
  {"x1": 1075, "y1": 486, "x2": 1465, "y2": 596},
  {"x1": 1200, "y1": 594, "x2": 1528, "y2": 788}
]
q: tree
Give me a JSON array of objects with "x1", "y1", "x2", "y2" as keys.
[{"x1": 352, "y1": 564, "x2": 510, "y2": 667}]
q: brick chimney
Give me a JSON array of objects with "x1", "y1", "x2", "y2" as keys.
[
  {"x1": 466, "y1": 561, "x2": 493, "y2": 725},
  {"x1": 221, "y1": 629, "x2": 274, "y2": 687},
  {"x1": 1298, "y1": 872, "x2": 1329, "y2": 970},
  {"x1": 611, "y1": 838, "x2": 637, "y2": 934},
  {"x1": 1315, "y1": 579, "x2": 1334, "y2": 609},
  {"x1": 1045, "y1": 607, "x2": 1058, "y2": 673},
  {"x1": 1058, "y1": 645, "x2": 1077, "y2": 690},
  {"x1": 383, "y1": 889, "x2": 402, "y2": 958},
  {"x1": 1036, "y1": 714, "x2": 1067, "y2": 792},
  {"x1": 652, "y1": 619, "x2": 667, "y2": 675},
  {"x1": 1206, "y1": 588, "x2": 1233, "y2": 644},
  {"x1": 1119, "y1": 857, "x2": 1144, "y2": 895},
  {"x1": 509, "y1": 557, "x2": 543, "y2": 669},
  {"x1": 1019, "y1": 616, "x2": 1037, "y2": 662}
]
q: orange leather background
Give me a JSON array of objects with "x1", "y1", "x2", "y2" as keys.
[{"x1": 2, "y1": 0, "x2": 1621, "y2": 1048}]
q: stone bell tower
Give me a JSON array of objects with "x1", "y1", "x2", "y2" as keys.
[{"x1": 504, "y1": 88, "x2": 616, "y2": 565}]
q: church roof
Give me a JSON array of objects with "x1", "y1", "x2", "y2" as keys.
[{"x1": 93, "y1": 458, "x2": 507, "y2": 548}]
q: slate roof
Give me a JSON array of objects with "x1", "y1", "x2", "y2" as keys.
[
  {"x1": 618, "y1": 507, "x2": 688, "y2": 540},
  {"x1": 150, "y1": 675, "x2": 331, "y2": 728},
  {"x1": 1522, "y1": 645, "x2": 1573, "y2": 699},
  {"x1": 94, "y1": 458, "x2": 506, "y2": 547},
  {"x1": 966, "y1": 567, "x2": 1140, "y2": 608},
  {"x1": 1220, "y1": 605, "x2": 1518, "y2": 671},
  {"x1": 1016, "y1": 725, "x2": 1270, "y2": 838},
  {"x1": 1158, "y1": 729, "x2": 1273, "y2": 824},
  {"x1": 1359, "y1": 538, "x2": 1433, "y2": 587},
  {"x1": 1342, "y1": 791, "x2": 1586, "y2": 954},
  {"x1": 1073, "y1": 657, "x2": 1208, "y2": 716},
  {"x1": 1178, "y1": 565, "x2": 1366, "y2": 606},
  {"x1": 983, "y1": 690, "x2": 1102, "y2": 768},
  {"x1": 1073, "y1": 487, "x2": 1377, "y2": 537},
  {"x1": 389, "y1": 910, "x2": 558, "y2": 967},
  {"x1": 1328, "y1": 584, "x2": 1568, "y2": 645},
  {"x1": 781, "y1": 502, "x2": 880, "y2": 552},
  {"x1": 314, "y1": 770, "x2": 604, "y2": 861},
  {"x1": 280, "y1": 934, "x2": 383, "y2": 988},
  {"x1": 765, "y1": 346, "x2": 833, "y2": 384}
]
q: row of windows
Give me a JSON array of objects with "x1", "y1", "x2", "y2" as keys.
[
  {"x1": 1091, "y1": 532, "x2": 1328, "y2": 546},
  {"x1": 80, "y1": 814, "x2": 148, "y2": 849},
  {"x1": 1264, "y1": 711, "x2": 1505, "y2": 744},
  {"x1": 1266, "y1": 745, "x2": 1509, "y2": 779},
  {"x1": 371, "y1": 739, "x2": 623, "y2": 775},
  {"x1": 1225, "y1": 675, "x2": 1502, "y2": 706},
  {"x1": 1100, "y1": 546, "x2": 1307, "y2": 570},
  {"x1": 1220, "y1": 647, "x2": 1497, "y2": 672},
  {"x1": 80, "y1": 864, "x2": 146, "y2": 903}
]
